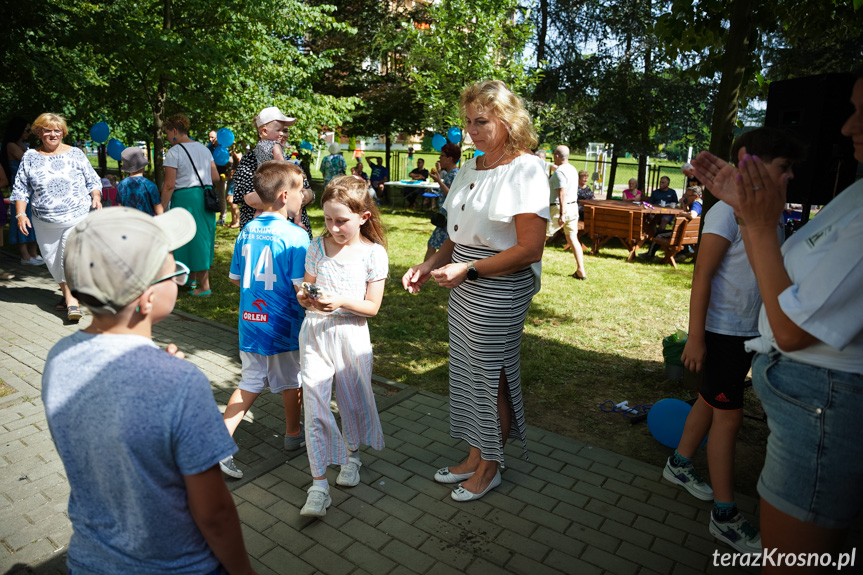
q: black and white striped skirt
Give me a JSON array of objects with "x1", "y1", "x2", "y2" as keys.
[{"x1": 448, "y1": 244, "x2": 535, "y2": 464}]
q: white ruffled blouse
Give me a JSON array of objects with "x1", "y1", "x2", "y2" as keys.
[{"x1": 444, "y1": 153, "x2": 551, "y2": 251}]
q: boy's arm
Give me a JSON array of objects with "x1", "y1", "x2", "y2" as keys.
[
  {"x1": 273, "y1": 143, "x2": 284, "y2": 162},
  {"x1": 230, "y1": 278, "x2": 240, "y2": 287},
  {"x1": 680, "y1": 233, "x2": 730, "y2": 373},
  {"x1": 185, "y1": 466, "x2": 257, "y2": 575},
  {"x1": 153, "y1": 203, "x2": 165, "y2": 215}
]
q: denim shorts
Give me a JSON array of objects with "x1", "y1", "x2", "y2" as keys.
[{"x1": 752, "y1": 351, "x2": 863, "y2": 529}]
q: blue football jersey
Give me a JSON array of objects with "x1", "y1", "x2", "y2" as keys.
[{"x1": 229, "y1": 213, "x2": 310, "y2": 355}]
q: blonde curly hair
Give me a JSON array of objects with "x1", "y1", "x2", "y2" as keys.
[
  {"x1": 459, "y1": 80, "x2": 537, "y2": 156},
  {"x1": 32, "y1": 113, "x2": 68, "y2": 138}
]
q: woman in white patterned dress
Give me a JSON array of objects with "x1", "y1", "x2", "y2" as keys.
[{"x1": 11, "y1": 113, "x2": 102, "y2": 321}]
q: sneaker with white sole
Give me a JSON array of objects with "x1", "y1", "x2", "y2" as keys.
[
  {"x1": 21, "y1": 258, "x2": 43, "y2": 266},
  {"x1": 300, "y1": 486, "x2": 331, "y2": 517},
  {"x1": 662, "y1": 456, "x2": 714, "y2": 500},
  {"x1": 219, "y1": 455, "x2": 243, "y2": 479},
  {"x1": 710, "y1": 512, "x2": 762, "y2": 553},
  {"x1": 336, "y1": 459, "x2": 361, "y2": 487},
  {"x1": 284, "y1": 424, "x2": 305, "y2": 451}
]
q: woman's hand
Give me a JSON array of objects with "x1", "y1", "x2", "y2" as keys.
[
  {"x1": 91, "y1": 191, "x2": 103, "y2": 210},
  {"x1": 692, "y1": 151, "x2": 739, "y2": 208},
  {"x1": 16, "y1": 215, "x2": 31, "y2": 236},
  {"x1": 402, "y1": 262, "x2": 435, "y2": 293},
  {"x1": 736, "y1": 151, "x2": 788, "y2": 230},
  {"x1": 681, "y1": 335, "x2": 706, "y2": 373},
  {"x1": 430, "y1": 262, "x2": 468, "y2": 289},
  {"x1": 430, "y1": 171, "x2": 442, "y2": 184}
]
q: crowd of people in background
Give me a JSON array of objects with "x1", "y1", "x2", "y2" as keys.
[{"x1": 1, "y1": 70, "x2": 862, "y2": 574}]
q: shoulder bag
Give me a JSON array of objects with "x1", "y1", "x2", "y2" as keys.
[{"x1": 178, "y1": 143, "x2": 218, "y2": 212}]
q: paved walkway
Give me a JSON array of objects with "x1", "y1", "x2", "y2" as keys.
[{"x1": 0, "y1": 252, "x2": 786, "y2": 575}]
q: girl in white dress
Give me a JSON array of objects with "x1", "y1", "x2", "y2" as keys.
[{"x1": 297, "y1": 175, "x2": 388, "y2": 518}]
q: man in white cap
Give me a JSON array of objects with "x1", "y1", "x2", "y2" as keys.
[{"x1": 42, "y1": 207, "x2": 257, "y2": 575}]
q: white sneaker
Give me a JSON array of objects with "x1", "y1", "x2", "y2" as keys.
[
  {"x1": 21, "y1": 258, "x2": 42, "y2": 266},
  {"x1": 663, "y1": 456, "x2": 714, "y2": 501},
  {"x1": 336, "y1": 459, "x2": 362, "y2": 487},
  {"x1": 219, "y1": 455, "x2": 243, "y2": 479},
  {"x1": 31, "y1": 255, "x2": 44, "y2": 264},
  {"x1": 710, "y1": 512, "x2": 762, "y2": 553},
  {"x1": 300, "y1": 486, "x2": 331, "y2": 517}
]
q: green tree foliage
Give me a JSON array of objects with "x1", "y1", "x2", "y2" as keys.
[
  {"x1": 2, "y1": 0, "x2": 359, "y2": 184},
  {"x1": 404, "y1": 0, "x2": 539, "y2": 131}
]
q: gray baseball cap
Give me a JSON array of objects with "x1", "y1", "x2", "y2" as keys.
[{"x1": 65, "y1": 207, "x2": 196, "y2": 314}]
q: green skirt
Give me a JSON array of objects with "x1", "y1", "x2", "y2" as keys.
[{"x1": 171, "y1": 186, "x2": 215, "y2": 272}]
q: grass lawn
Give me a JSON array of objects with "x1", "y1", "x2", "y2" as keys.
[{"x1": 176, "y1": 199, "x2": 768, "y2": 496}]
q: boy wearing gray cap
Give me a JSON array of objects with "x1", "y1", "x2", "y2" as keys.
[
  {"x1": 117, "y1": 146, "x2": 163, "y2": 216},
  {"x1": 42, "y1": 207, "x2": 257, "y2": 575}
]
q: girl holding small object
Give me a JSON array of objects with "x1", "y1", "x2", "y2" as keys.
[{"x1": 296, "y1": 175, "x2": 388, "y2": 518}]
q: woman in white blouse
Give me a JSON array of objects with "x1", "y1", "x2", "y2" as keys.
[
  {"x1": 12, "y1": 113, "x2": 102, "y2": 321},
  {"x1": 402, "y1": 81, "x2": 548, "y2": 502}
]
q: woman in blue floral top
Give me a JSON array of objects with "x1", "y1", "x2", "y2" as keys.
[{"x1": 11, "y1": 113, "x2": 102, "y2": 321}]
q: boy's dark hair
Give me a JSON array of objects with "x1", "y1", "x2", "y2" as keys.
[
  {"x1": 731, "y1": 127, "x2": 806, "y2": 166},
  {"x1": 253, "y1": 161, "x2": 304, "y2": 204}
]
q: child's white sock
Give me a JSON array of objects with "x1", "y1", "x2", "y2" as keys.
[
  {"x1": 313, "y1": 478, "x2": 329, "y2": 490},
  {"x1": 347, "y1": 449, "x2": 361, "y2": 465}
]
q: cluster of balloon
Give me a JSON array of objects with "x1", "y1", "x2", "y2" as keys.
[
  {"x1": 90, "y1": 122, "x2": 110, "y2": 144},
  {"x1": 431, "y1": 126, "x2": 464, "y2": 152},
  {"x1": 211, "y1": 128, "x2": 235, "y2": 166},
  {"x1": 106, "y1": 138, "x2": 124, "y2": 162},
  {"x1": 646, "y1": 398, "x2": 702, "y2": 448}
]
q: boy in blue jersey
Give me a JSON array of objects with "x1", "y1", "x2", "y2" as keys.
[{"x1": 220, "y1": 161, "x2": 311, "y2": 479}]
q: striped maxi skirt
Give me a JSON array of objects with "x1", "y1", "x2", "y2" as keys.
[{"x1": 448, "y1": 244, "x2": 535, "y2": 464}]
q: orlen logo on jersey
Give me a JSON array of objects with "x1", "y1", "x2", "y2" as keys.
[
  {"x1": 243, "y1": 311, "x2": 268, "y2": 323},
  {"x1": 243, "y1": 299, "x2": 268, "y2": 322}
]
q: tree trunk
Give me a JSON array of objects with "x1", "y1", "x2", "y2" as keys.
[
  {"x1": 153, "y1": 0, "x2": 172, "y2": 189},
  {"x1": 606, "y1": 152, "x2": 618, "y2": 199},
  {"x1": 537, "y1": 0, "x2": 548, "y2": 66},
  {"x1": 385, "y1": 133, "x2": 391, "y2": 172},
  {"x1": 703, "y1": 0, "x2": 753, "y2": 214}
]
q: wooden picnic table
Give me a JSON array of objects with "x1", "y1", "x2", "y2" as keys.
[{"x1": 580, "y1": 199, "x2": 689, "y2": 261}]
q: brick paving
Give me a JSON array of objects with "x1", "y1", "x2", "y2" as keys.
[{"x1": 0, "y1": 251, "x2": 844, "y2": 574}]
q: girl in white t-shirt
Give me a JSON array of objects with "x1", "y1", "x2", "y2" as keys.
[
  {"x1": 665, "y1": 127, "x2": 804, "y2": 555},
  {"x1": 296, "y1": 175, "x2": 388, "y2": 518}
]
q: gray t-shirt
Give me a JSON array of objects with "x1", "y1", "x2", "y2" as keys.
[
  {"x1": 164, "y1": 141, "x2": 214, "y2": 189},
  {"x1": 548, "y1": 163, "x2": 578, "y2": 204},
  {"x1": 43, "y1": 332, "x2": 236, "y2": 574}
]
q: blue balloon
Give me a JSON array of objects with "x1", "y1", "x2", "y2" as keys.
[
  {"x1": 647, "y1": 399, "x2": 693, "y2": 448},
  {"x1": 107, "y1": 138, "x2": 124, "y2": 162},
  {"x1": 447, "y1": 126, "x2": 462, "y2": 144},
  {"x1": 216, "y1": 128, "x2": 235, "y2": 147},
  {"x1": 474, "y1": 150, "x2": 484, "y2": 157},
  {"x1": 299, "y1": 140, "x2": 314, "y2": 150},
  {"x1": 212, "y1": 145, "x2": 230, "y2": 166},
  {"x1": 432, "y1": 133, "x2": 446, "y2": 152},
  {"x1": 90, "y1": 122, "x2": 110, "y2": 144}
]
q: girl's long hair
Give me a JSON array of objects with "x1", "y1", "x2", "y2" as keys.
[{"x1": 321, "y1": 175, "x2": 387, "y2": 249}]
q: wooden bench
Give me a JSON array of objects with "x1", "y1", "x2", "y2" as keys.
[
  {"x1": 584, "y1": 204, "x2": 649, "y2": 261},
  {"x1": 651, "y1": 216, "x2": 701, "y2": 269}
]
